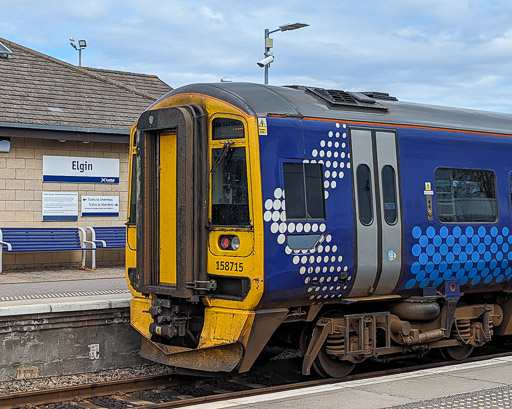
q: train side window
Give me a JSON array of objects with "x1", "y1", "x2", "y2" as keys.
[
  {"x1": 356, "y1": 164, "x2": 373, "y2": 225},
  {"x1": 435, "y1": 168, "x2": 497, "y2": 223},
  {"x1": 283, "y1": 163, "x2": 325, "y2": 220},
  {"x1": 212, "y1": 118, "x2": 244, "y2": 140},
  {"x1": 382, "y1": 165, "x2": 397, "y2": 224}
]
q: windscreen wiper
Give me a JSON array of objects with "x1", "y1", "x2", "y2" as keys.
[{"x1": 210, "y1": 141, "x2": 234, "y2": 174}]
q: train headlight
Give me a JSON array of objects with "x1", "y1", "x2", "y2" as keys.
[
  {"x1": 231, "y1": 236, "x2": 241, "y2": 251},
  {"x1": 219, "y1": 235, "x2": 240, "y2": 251}
]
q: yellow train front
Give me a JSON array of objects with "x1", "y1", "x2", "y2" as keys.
[
  {"x1": 126, "y1": 83, "x2": 268, "y2": 374},
  {"x1": 127, "y1": 82, "x2": 512, "y2": 377}
]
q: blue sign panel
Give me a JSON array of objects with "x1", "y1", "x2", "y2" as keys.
[{"x1": 43, "y1": 156, "x2": 119, "y2": 184}]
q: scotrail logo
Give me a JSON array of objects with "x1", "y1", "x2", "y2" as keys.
[{"x1": 101, "y1": 177, "x2": 116, "y2": 183}]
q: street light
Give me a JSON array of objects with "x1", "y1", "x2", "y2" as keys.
[
  {"x1": 258, "y1": 22, "x2": 309, "y2": 85},
  {"x1": 69, "y1": 36, "x2": 87, "y2": 67}
]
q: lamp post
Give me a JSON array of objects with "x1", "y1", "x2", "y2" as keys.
[
  {"x1": 258, "y1": 22, "x2": 309, "y2": 85},
  {"x1": 69, "y1": 37, "x2": 87, "y2": 67}
]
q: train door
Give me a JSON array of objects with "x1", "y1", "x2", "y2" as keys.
[
  {"x1": 348, "y1": 129, "x2": 403, "y2": 297},
  {"x1": 158, "y1": 130, "x2": 178, "y2": 286},
  {"x1": 131, "y1": 105, "x2": 208, "y2": 300}
]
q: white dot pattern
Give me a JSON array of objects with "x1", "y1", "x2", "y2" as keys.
[
  {"x1": 308, "y1": 123, "x2": 350, "y2": 203},
  {"x1": 262, "y1": 122, "x2": 352, "y2": 302}
]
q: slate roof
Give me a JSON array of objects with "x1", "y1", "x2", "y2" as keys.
[
  {"x1": 0, "y1": 38, "x2": 172, "y2": 134},
  {"x1": 84, "y1": 67, "x2": 172, "y2": 100}
]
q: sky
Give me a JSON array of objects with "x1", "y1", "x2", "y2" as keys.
[{"x1": 2, "y1": 0, "x2": 512, "y2": 112}]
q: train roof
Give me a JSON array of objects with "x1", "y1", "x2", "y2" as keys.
[{"x1": 157, "y1": 82, "x2": 512, "y2": 136}]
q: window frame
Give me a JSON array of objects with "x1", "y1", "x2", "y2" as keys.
[
  {"x1": 211, "y1": 117, "x2": 245, "y2": 141},
  {"x1": 208, "y1": 113, "x2": 253, "y2": 229},
  {"x1": 210, "y1": 145, "x2": 251, "y2": 227},
  {"x1": 127, "y1": 129, "x2": 140, "y2": 226},
  {"x1": 434, "y1": 167, "x2": 498, "y2": 224},
  {"x1": 283, "y1": 161, "x2": 326, "y2": 222},
  {"x1": 381, "y1": 165, "x2": 398, "y2": 226},
  {"x1": 356, "y1": 163, "x2": 374, "y2": 226},
  {"x1": 509, "y1": 171, "x2": 512, "y2": 215}
]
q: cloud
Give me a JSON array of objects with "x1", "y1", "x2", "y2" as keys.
[
  {"x1": 3, "y1": 0, "x2": 512, "y2": 112},
  {"x1": 200, "y1": 7, "x2": 224, "y2": 23}
]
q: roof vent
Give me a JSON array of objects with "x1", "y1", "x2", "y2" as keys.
[
  {"x1": 0, "y1": 41, "x2": 12, "y2": 59},
  {"x1": 304, "y1": 87, "x2": 388, "y2": 111},
  {"x1": 362, "y1": 91, "x2": 398, "y2": 101},
  {"x1": 304, "y1": 87, "x2": 358, "y2": 105},
  {"x1": 319, "y1": 88, "x2": 359, "y2": 105}
]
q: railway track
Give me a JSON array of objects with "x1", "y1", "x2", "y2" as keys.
[
  {"x1": 2, "y1": 350, "x2": 512, "y2": 409},
  {"x1": 0, "y1": 374, "x2": 178, "y2": 408}
]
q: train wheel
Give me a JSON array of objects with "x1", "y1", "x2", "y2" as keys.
[
  {"x1": 309, "y1": 311, "x2": 356, "y2": 378},
  {"x1": 440, "y1": 344, "x2": 474, "y2": 360},
  {"x1": 314, "y1": 347, "x2": 356, "y2": 378}
]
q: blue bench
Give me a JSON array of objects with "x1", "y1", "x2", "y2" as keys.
[
  {"x1": 85, "y1": 226, "x2": 126, "y2": 268},
  {"x1": 0, "y1": 227, "x2": 94, "y2": 274}
]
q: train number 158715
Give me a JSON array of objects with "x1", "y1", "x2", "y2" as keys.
[{"x1": 216, "y1": 261, "x2": 244, "y2": 272}]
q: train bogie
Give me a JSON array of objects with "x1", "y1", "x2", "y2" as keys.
[{"x1": 126, "y1": 83, "x2": 512, "y2": 377}]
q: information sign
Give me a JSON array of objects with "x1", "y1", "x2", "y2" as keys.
[
  {"x1": 42, "y1": 192, "x2": 79, "y2": 221},
  {"x1": 81, "y1": 196, "x2": 120, "y2": 217}
]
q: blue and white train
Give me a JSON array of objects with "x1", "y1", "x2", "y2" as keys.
[{"x1": 127, "y1": 83, "x2": 512, "y2": 378}]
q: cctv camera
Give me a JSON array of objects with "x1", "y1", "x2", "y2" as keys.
[{"x1": 257, "y1": 55, "x2": 274, "y2": 67}]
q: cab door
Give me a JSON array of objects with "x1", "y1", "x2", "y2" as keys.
[
  {"x1": 348, "y1": 129, "x2": 403, "y2": 297},
  {"x1": 133, "y1": 105, "x2": 208, "y2": 300}
]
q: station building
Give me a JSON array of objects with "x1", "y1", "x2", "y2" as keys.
[{"x1": 0, "y1": 38, "x2": 172, "y2": 270}]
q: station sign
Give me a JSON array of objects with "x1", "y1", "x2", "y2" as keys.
[
  {"x1": 82, "y1": 196, "x2": 120, "y2": 217},
  {"x1": 43, "y1": 156, "x2": 119, "y2": 184}
]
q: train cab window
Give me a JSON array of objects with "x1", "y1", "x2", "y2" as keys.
[
  {"x1": 128, "y1": 154, "x2": 138, "y2": 224},
  {"x1": 212, "y1": 118, "x2": 244, "y2": 140},
  {"x1": 211, "y1": 146, "x2": 250, "y2": 226},
  {"x1": 435, "y1": 168, "x2": 497, "y2": 223},
  {"x1": 356, "y1": 164, "x2": 373, "y2": 225},
  {"x1": 382, "y1": 165, "x2": 397, "y2": 224},
  {"x1": 283, "y1": 163, "x2": 325, "y2": 220},
  {"x1": 128, "y1": 129, "x2": 141, "y2": 225}
]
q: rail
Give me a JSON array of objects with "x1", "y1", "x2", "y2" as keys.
[{"x1": 1, "y1": 350, "x2": 511, "y2": 408}]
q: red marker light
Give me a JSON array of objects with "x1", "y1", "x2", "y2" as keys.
[{"x1": 219, "y1": 236, "x2": 231, "y2": 250}]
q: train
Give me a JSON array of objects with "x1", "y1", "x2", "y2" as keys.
[{"x1": 125, "y1": 82, "x2": 512, "y2": 378}]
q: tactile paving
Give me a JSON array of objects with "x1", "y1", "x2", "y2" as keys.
[
  {"x1": 392, "y1": 385, "x2": 512, "y2": 409},
  {"x1": 0, "y1": 288, "x2": 129, "y2": 301}
]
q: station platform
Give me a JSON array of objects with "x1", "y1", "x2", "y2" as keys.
[
  {"x1": 0, "y1": 264, "x2": 126, "y2": 285},
  {"x1": 0, "y1": 265, "x2": 140, "y2": 380},
  {"x1": 0, "y1": 265, "x2": 130, "y2": 314},
  {"x1": 187, "y1": 356, "x2": 512, "y2": 409}
]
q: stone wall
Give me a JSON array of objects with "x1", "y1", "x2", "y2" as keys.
[
  {"x1": 0, "y1": 306, "x2": 147, "y2": 379},
  {"x1": 0, "y1": 137, "x2": 129, "y2": 269}
]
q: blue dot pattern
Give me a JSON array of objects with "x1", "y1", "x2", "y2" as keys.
[{"x1": 407, "y1": 225, "x2": 512, "y2": 290}]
